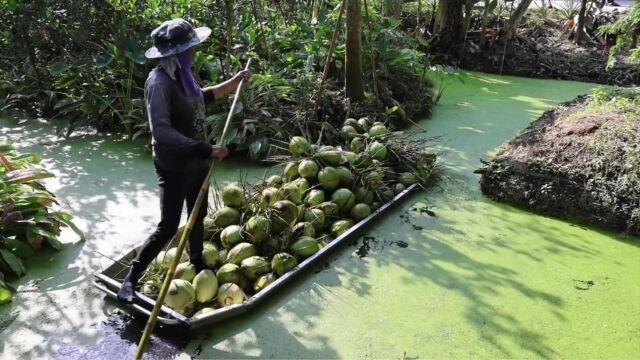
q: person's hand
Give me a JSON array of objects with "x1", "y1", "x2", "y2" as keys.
[
  {"x1": 210, "y1": 145, "x2": 229, "y2": 160},
  {"x1": 234, "y1": 69, "x2": 251, "y2": 84}
]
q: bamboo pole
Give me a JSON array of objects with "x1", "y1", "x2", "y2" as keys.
[
  {"x1": 134, "y1": 58, "x2": 252, "y2": 360},
  {"x1": 314, "y1": 0, "x2": 346, "y2": 113}
]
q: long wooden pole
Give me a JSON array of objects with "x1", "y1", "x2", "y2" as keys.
[
  {"x1": 134, "y1": 58, "x2": 252, "y2": 360},
  {"x1": 314, "y1": 0, "x2": 346, "y2": 113}
]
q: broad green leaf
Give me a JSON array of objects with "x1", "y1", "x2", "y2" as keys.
[
  {"x1": 0, "y1": 249, "x2": 25, "y2": 276},
  {"x1": 124, "y1": 49, "x2": 146, "y2": 65},
  {"x1": 94, "y1": 53, "x2": 114, "y2": 68},
  {"x1": 5, "y1": 169, "x2": 54, "y2": 184},
  {"x1": 50, "y1": 212, "x2": 84, "y2": 240},
  {"x1": 71, "y1": 58, "x2": 92, "y2": 67},
  {"x1": 54, "y1": 97, "x2": 78, "y2": 110},
  {"x1": 249, "y1": 137, "x2": 269, "y2": 161},
  {"x1": 0, "y1": 285, "x2": 11, "y2": 304},
  {"x1": 47, "y1": 59, "x2": 69, "y2": 76},
  {"x1": 44, "y1": 236, "x2": 62, "y2": 251},
  {"x1": 3, "y1": 238, "x2": 35, "y2": 259}
]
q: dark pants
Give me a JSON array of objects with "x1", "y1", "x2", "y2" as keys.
[{"x1": 129, "y1": 161, "x2": 208, "y2": 280}]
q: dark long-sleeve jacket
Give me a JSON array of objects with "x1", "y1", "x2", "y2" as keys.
[{"x1": 145, "y1": 66, "x2": 214, "y2": 172}]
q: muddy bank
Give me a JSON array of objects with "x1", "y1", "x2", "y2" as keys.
[
  {"x1": 478, "y1": 89, "x2": 640, "y2": 234},
  {"x1": 431, "y1": 12, "x2": 639, "y2": 86}
]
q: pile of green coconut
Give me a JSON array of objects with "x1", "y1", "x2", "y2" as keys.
[{"x1": 139, "y1": 118, "x2": 436, "y2": 317}]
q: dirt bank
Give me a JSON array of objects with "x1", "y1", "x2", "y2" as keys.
[{"x1": 478, "y1": 88, "x2": 640, "y2": 234}]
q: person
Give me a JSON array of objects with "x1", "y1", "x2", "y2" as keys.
[{"x1": 117, "y1": 18, "x2": 251, "y2": 303}]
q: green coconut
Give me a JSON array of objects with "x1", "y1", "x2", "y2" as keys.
[
  {"x1": 296, "y1": 204, "x2": 306, "y2": 222},
  {"x1": 271, "y1": 252, "x2": 298, "y2": 276},
  {"x1": 212, "y1": 207, "x2": 241, "y2": 228},
  {"x1": 317, "y1": 201, "x2": 339, "y2": 216},
  {"x1": 193, "y1": 307, "x2": 216, "y2": 318},
  {"x1": 341, "y1": 125, "x2": 358, "y2": 140},
  {"x1": 371, "y1": 202, "x2": 381, "y2": 211},
  {"x1": 318, "y1": 166, "x2": 340, "y2": 190},
  {"x1": 217, "y1": 283, "x2": 244, "y2": 307},
  {"x1": 367, "y1": 170, "x2": 385, "y2": 185},
  {"x1": 298, "y1": 159, "x2": 320, "y2": 180},
  {"x1": 381, "y1": 187, "x2": 395, "y2": 201},
  {"x1": 244, "y1": 215, "x2": 270, "y2": 244},
  {"x1": 355, "y1": 153, "x2": 373, "y2": 168},
  {"x1": 266, "y1": 174, "x2": 283, "y2": 187},
  {"x1": 368, "y1": 124, "x2": 388, "y2": 137},
  {"x1": 260, "y1": 187, "x2": 282, "y2": 207},
  {"x1": 154, "y1": 247, "x2": 189, "y2": 270},
  {"x1": 358, "y1": 117, "x2": 372, "y2": 131},
  {"x1": 164, "y1": 279, "x2": 196, "y2": 316},
  {"x1": 277, "y1": 182, "x2": 303, "y2": 204},
  {"x1": 331, "y1": 188, "x2": 356, "y2": 213},
  {"x1": 355, "y1": 187, "x2": 375, "y2": 205},
  {"x1": 342, "y1": 151, "x2": 358, "y2": 165},
  {"x1": 315, "y1": 151, "x2": 343, "y2": 167},
  {"x1": 350, "y1": 203, "x2": 372, "y2": 221},
  {"x1": 289, "y1": 136, "x2": 312, "y2": 156},
  {"x1": 304, "y1": 189, "x2": 325, "y2": 206},
  {"x1": 293, "y1": 221, "x2": 316, "y2": 238},
  {"x1": 331, "y1": 219, "x2": 354, "y2": 237},
  {"x1": 394, "y1": 183, "x2": 406, "y2": 194},
  {"x1": 240, "y1": 256, "x2": 271, "y2": 280},
  {"x1": 284, "y1": 161, "x2": 300, "y2": 181},
  {"x1": 290, "y1": 237, "x2": 320, "y2": 258},
  {"x1": 219, "y1": 247, "x2": 228, "y2": 260},
  {"x1": 253, "y1": 273, "x2": 277, "y2": 293},
  {"x1": 221, "y1": 184, "x2": 245, "y2": 208},
  {"x1": 350, "y1": 137, "x2": 364, "y2": 152},
  {"x1": 202, "y1": 218, "x2": 218, "y2": 242},
  {"x1": 141, "y1": 280, "x2": 158, "y2": 297},
  {"x1": 366, "y1": 141, "x2": 387, "y2": 161},
  {"x1": 343, "y1": 118, "x2": 362, "y2": 131},
  {"x1": 216, "y1": 263, "x2": 241, "y2": 284},
  {"x1": 292, "y1": 177, "x2": 310, "y2": 194},
  {"x1": 317, "y1": 233, "x2": 332, "y2": 248},
  {"x1": 304, "y1": 208, "x2": 326, "y2": 230},
  {"x1": 336, "y1": 167, "x2": 353, "y2": 186},
  {"x1": 399, "y1": 172, "x2": 417, "y2": 186},
  {"x1": 226, "y1": 242, "x2": 257, "y2": 265},
  {"x1": 174, "y1": 262, "x2": 197, "y2": 282},
  {"x1": 193, "y1": 269, "x2": 218, "y2": 303},
  {"x1": 271, "y1": 200, "x2": 299, "y2": 232},
  {"x1": 220, "y1": 225, "x2": 243, "y2": 249}
]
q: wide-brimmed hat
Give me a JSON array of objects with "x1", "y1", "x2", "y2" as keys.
[{"x1": 145, "y1": 18, "x2": 211, "y2": 59}]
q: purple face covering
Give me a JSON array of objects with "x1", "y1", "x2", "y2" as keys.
[{"x1": 176, "y1": 49, "x2": 201, "y2": 97}]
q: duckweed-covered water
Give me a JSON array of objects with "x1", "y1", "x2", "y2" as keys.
[{"x1": 0, "y1": 72, "x2": 638, "y2": 359}]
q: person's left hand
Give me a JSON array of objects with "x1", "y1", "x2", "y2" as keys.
[{"x1": 234, "y1": 69, "x2": 251, "y2": 84}]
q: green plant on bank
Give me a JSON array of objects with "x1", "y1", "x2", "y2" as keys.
[
  {"x1": 430, "y1": 64, "x2": 464, "y2": 105},
  {"x1": 558, "y1": 0, "x2": 581, "y2": 20},
  {"x1": 598, "y1": 2, "x2": 640, "y2": 69},
  {"x1": 586, "y1": 87, "x2": 640, "y2": 189},
  {"x1": 0, "y1": 141, "x2": 83, "y2": 304}
]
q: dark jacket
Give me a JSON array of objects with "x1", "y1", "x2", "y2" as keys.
[{"x1": 145, "y1": 66, "x2": 214, "y2": 172}]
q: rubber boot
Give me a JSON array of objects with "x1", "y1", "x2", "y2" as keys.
[
  {"x1": 191, "y1": 255, "x2": 205, "y2": 274},
  {"x1": 117, "y1": 260, "x2": 143, "y2": 303}
]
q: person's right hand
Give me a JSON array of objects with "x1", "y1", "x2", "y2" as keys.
[{"x1": 211, "y1": 145, "x2": 229, "y2": 160}]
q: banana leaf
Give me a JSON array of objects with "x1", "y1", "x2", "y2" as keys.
[
  {"x1": 0, "y1": 284, "x2": 11, "y2": 305},
  {"x1": 4, "y1": 169, "x2": 54, "y2": 184},
  {"x1": 0, "y1": 249, "x2": 25, "y2": 276},
  {"x1": 3, "y1": 238, "x2": 35, "y2": 259},
  {"x1": 27, "y1": 225, "x2": 62, "y2": 250},
  {"x1": 50, "y1": 211, "x2": 84, "y2": 240}
]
